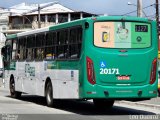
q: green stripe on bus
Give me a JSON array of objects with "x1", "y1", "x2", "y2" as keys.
[{"x1": 6, "y1": 34, "x2": 17, "y2": 39}]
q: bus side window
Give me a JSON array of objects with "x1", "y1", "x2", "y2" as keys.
[
  {"x1": 57, "y1": 46, "x2": 64, "y2": 59},
  {"x1": 11, "y1": 39, "x2": 17, "y2": 60},
  {"x1": 57, "y1": 30, "x2": 68, "y2": 45},
  {"x1": 69, "y1": 45, "x2": 78, "y2": 59},
  {"x1": 18, "y1": 37, "x2": 26, "y2": 60},
  {"x1": 68, "y1": 27, "x2": 82, "y2": 59},
  {"x1": 26, "y1": 35, "x2": 35, "y2": 60},
  {"x1": 16, "y1": 50, "x2": 20, "y2": 59},
  {"x1": 36, "y1": 48, "x2": 44, "y2": 60},
  {"x1": 35, "y1": 33, "x2": 45, "y2": 60},
  {"x1": 57, "y1": 30, "x2": 68, "y2": 60},
  {"x1": 45, "y1": 32, "x2": 55, "y2": 60},
  {"x1": 6, "y1": 46, "x2": 11, "y2": 62}
]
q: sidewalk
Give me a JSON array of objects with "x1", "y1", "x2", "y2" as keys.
[{"x1": 116, "y1": 97, "x2": 160, "y2": 110}]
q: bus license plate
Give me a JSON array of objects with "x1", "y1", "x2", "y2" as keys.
[{"x1": 117, "y1": 76, "x2": 130, "y2": 80}]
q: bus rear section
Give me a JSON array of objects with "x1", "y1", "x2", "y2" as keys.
[{"x1": 83, "y1": 19, "x2": 158, "y2": 101}]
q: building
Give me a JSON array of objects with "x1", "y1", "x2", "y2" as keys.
[
  {"x1": 8, "y1": 2, "x2": 96, "y2": 31},
  {"x1": 0, "y1": 7, "x2": 9, "y2": 32}
]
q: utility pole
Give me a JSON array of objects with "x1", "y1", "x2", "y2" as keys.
[
  {"x1": 38, "y1": 4, "x2": 41, "y2": 28},
  {"x1": 156, "y1": 0, "x2": 160, "y2": 50},
  {"x1": 156, "y1": 0, "x2": 159, "y2": 29},
  {"x1": 137, "y1": 0, "x2": 143, "y2": 17},
  {"x1": 20, "y1": 2, "x2": 57, "y2": 29}
]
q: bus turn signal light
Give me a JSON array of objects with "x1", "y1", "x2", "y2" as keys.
[
  {"x1": 86, "y1": 57, "x2": 96, "y2": 85},
  {"x1": 150, "y1": 58, "x2": 157, "y2": 84}
]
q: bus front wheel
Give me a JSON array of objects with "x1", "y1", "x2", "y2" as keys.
[
  {"x1": 93, "y1": 99, "x2": 114, "y2": 109},
  {"x1": 46, "y1": 82, "x2": 54, "y2": 107},
  {"x1": 10, "y1": 77, "x2": 21, "y2": 98}
]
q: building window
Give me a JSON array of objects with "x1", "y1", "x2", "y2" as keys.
[
  {"x1": 40, "y1": 15, "x2": 45, "y2": 22},
  {"x1": 48, "y1": 14, "x2": 56, "y2": 23},
  {"x1": 71, "y1": 14, "x2": 80, "y2": 21},
  {"x1": 58, "y1": 14, "x2": 68, "y2": 23},
  {"x1": 24, "y1": 16, "x2": 33, "y2": 24}
]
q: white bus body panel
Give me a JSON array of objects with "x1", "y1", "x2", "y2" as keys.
[{"x1": 4, "y1": 61, "x2": 79, "y2": 99}]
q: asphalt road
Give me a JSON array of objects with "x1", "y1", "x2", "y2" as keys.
[{"x1": 0, "y1": 87, "x2": 160, "y2": 120}]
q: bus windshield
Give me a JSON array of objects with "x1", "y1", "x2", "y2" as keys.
[{"x1": 94, "y1": 21, "x2": 151, "y2": 48}]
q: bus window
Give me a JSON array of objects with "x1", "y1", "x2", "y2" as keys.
[
  {"x1": 35, "y1": 48, "x2": 44, "y2": 60},
  {"x1": 45, "y1": 47, "x2": 56, "y2": 60},
  {"x1": 78, "y1": 43, "x2": 81, "y2": 58},
  {"x1": 57, "y1": 46, "x2": 65, "y2": 59},
  {"x1": 56, "y1": 29, "x2": 68, "y2": 60},
  {"x1": 11, "y1": 39, "x2": 17, "y2": 60},
  {"x1": 27, "y1": 35, "x2": 35, "y2": 48},
  {"x1": 69, "y1": 27, "x2": 82, "y2": 43},
  {"x1": 94, "y1": 22, "x2": 151, "y2": 48},
  {"x1": 57, "y1": 30, "x2": 68, "y2": 45},
  {"x1": 68, "y1": 27, "x2": 82, "y2": 59},
  {"x1": 77, "y1": 27, "x2": 82, "y2": 43},
  {"x1": 69, "y1": 45, "x2": 78, "y2": 59},
  {"x1": 6, "y1": 39, "x2": 12, "y2": 46},
  {"x1": 26, "y1": 48, "x2": 34, "y2": 60},
  {"x1": 46, "y1": 32, "x2": 53, "y2": 46},
  {"x1": 53, "y1": 32, "x2": 57, "y2": 44},
  {"x1": 45, "y1": 47, "x2": 53, "y2": 60},
  {"x1": 6, "y1": 46, "x2": 11, "y2": 62},
  {"x1": 70, "y1": 28, "x2": 77, "y2": 44},
  {"x1": 18, "y1": 37, "x2": 26, "y2": 60},
  {"x1": 36, "y1": 34, "x2": 45, "y2": 47},
  {"x1": 16, "y1": 50, "x2": 20, "y2": 59},
  {"x1": 35, "y1": 33, "x2": 45, "y2": 60},
  {"x1": 26, "y1": 35, "x2": 35, "y2": 60},
  {"x1": 45, "y1": 32, "x2": 55, "y2": 60},
  {"x1": 64, "y1": 45, "x2": 69, "y2": 59}
]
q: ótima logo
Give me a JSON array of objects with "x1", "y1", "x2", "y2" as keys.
[{"x1": 136, "y1": 36, "x2": 142, "y2": 42}]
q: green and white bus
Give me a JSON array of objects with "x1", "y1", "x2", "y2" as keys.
[{"x1": 1, "y1": 16, "x2": 158, "y2": 108}]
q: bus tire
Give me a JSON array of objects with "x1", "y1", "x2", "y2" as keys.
[
  {"x1": 93, "y1": 99, "x2": 114, "y2": 110},
  {"x1": 46, "y1": 81, "x2": 53, "y2": 107},
  {"x1": 10, "y1": 77, "x2": 21, "y2": 98}
]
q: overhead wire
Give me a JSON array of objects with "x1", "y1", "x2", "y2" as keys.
[{"x1": 122, "y1": 3, "x2": 155, "y2": 16}]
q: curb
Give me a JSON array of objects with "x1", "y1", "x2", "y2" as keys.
[{"x1": 116, "y1": 100, "x2": 160, "y2": 110}]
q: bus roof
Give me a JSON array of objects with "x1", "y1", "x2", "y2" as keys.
[{"x1": 91, "y1": 15, "x2": 152, "y2": 22}]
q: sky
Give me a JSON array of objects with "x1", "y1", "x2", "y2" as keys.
[{"x1": 0, "y1": 0, "x2": 156, "y2": 19}]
